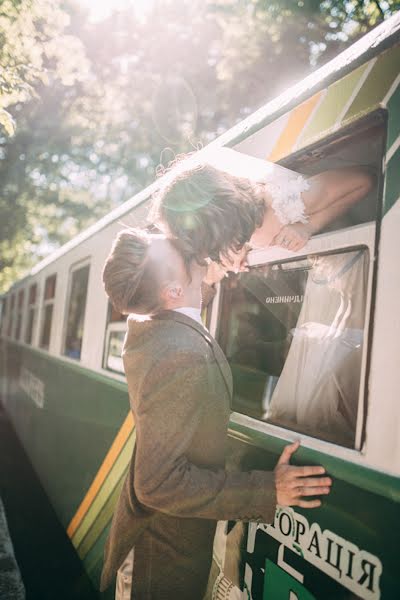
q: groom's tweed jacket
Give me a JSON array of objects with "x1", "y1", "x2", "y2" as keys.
[{"x1": 100, "y1": 310, "x2": 276, "y2": 591}]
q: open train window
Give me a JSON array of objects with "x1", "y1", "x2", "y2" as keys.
[
  {"x1": 63, "y1": 263, "x2": 90, "y2": 360},
  {"x1": 218, "y1": 248, "x2": 369, "y2": 448},
  {"x1": 278, "y1": 109, "x2": 386, "y2": 233}
]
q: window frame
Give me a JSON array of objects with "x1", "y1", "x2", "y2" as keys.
[
  {"x1": 62, "y1": 259, "x2": 91, "y2": 361},
  {"x1": 213, "y1": 224, "x2": 376, "y2": 457}
]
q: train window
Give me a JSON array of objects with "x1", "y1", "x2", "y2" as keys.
[
  {"x1": 40, "y1": 274, "x2": 57, "y2": 350},
  {"x1": 63, "y1": 264, "x2": 90, "y2": 360},
  {"x1": 217, "y1": 248, "x2": 369, "y2": 448},
  {"x1": 15, "y1": 289, "x2": 25, "y2": 340},
  {"x1": 7, "y1": 294, "x2": 15, "y2": 338},
  {"x1": 103, "y1": 302, "x2": 127, "y2": 375},
  {"x1": 25, "y1": 283, "x2": 38, "y2": 345}
]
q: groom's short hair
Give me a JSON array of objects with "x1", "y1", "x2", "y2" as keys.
[{"x1": 102, "y1": 228, "x2": 165, "y2": 315}]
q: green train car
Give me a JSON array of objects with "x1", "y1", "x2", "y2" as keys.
[{"x1": 1, "y1": 13, "x2": 399, "y2": 600}]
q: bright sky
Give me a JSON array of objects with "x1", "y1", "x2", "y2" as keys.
[{"x1": 80, "y1": 0, "x2": 154, "y2": 23}]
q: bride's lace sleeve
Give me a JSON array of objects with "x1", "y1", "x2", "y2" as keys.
[{"x1": 266, "y1": 174, "x2": 310, "y2": 226}]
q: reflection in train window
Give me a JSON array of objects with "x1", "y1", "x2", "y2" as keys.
[
  {"x1": 218, "y1": 248, "x2": 369, "y2": 448},
  {"x1": 63, "y1": 264, "x2": 90, "y2": 360}
]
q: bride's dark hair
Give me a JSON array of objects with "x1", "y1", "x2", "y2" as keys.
[{"x1": 152, "y1": 162, "x2": 266, "y2": 263}]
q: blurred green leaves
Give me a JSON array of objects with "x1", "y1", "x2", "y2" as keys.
[{"x1": 0, "y1": 0, "x2": 399, "y2": 292}]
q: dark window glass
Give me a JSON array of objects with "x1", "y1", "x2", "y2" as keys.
[
  {"x1": 29, "y1": 284, "x2": 37, "y2": 305},
  {"x1": 25, "y1": 284, "x2": 37, "y2": 344},
  {"x1": 218, "y1": 248, "x2": 368, "y2": 448},
  {"x1": 7, "y1": 316, "x2": 13, "y2": 337},
  {"x1": 25, "y1": 308, "x2": 35, "y2": 345},
  {"x1": 15, "y1": 290, "x2": 25, "y2": 340},
  {"x1": 18, "y1": 290, "x2": 24, "y2": 308},
  {"x1": 40, "y1": 276, "x2": 56, "y2": 350},
  {"x1": 7, "y1": 294, "x2": 15, "y2": 337},
  {"x1": 0, "y1": 298, "x2": 7, "y2": 336},
  {"x1": 40, "y1": 304, "x2": 53, "y2": 350},
  {"x1": 15, "y1": 314, "x2": 22, "y2": 341},
  {"x1": 64, "y1": 265, "x2": 90, "y2": 360},
  {"x1": 44, "y1": 275, "x2": 56, "y2": 300}
]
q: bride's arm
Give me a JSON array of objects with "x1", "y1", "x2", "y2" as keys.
[
  {"x1": 303, "y1": 166, "x2": 375, "y2": 225},
  {"x1": 268, "y1": 167, "x2": 375, "y2": 251}
]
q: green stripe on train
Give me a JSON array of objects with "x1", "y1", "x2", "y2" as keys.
[
  {"x1": 2, "y1": 341, "x2": 129, "y2": 528},
  {"x1": 344, "y1": 45, "x2": 400, "y2": 122},
  {"x1": 228, "y1": 421, "x2": 400, "y2": 503},
  {"x1": 77, "y1": 473, "x2": 127, "y2": 560},
  {"x1": 384, "y1": 145, "x2": 400, "y2": 213}
]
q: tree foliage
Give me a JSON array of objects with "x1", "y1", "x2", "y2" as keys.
[{"x1": 0, "y1": 0, "x2": 398, "y2": 292}]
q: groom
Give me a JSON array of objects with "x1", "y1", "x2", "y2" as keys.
[{"x1": 100, "y1": 228, "x2": 331, "y2": 599}]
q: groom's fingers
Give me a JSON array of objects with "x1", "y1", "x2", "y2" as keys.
[{"x1": 277, "y1": 440, "x2": 300, "y2": 465}]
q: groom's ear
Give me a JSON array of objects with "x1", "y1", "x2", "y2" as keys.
[{"x1": 161, "y1": 281, "x2": 184, "y2": 303}]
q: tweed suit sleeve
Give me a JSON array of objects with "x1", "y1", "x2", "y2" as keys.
[{"x1": 129, "y1": 350, "x2": 276, "y2": 524}]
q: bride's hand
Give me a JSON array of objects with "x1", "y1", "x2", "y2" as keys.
[{"x1": 272, "y1": 223, "x2": 312, "y2": 252}]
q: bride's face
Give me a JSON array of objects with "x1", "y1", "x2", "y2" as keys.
[{"x1": 219, "y1": 244, "x2": 251, "y2": 273}]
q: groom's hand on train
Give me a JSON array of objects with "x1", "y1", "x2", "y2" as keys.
[{"x1": 274, "y1": 441, "x2": 332, "y2": 508}]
